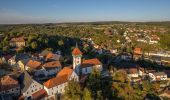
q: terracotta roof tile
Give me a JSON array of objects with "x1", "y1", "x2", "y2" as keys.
[
  {"x1": 44, "y1": 74, "x2": 68, "y2": 89},
  {"x1": 72, "y1": 48, "x2": 82, "y2": 55},
  {"x1": 10, "y1": 37, "x2": 25, "y2": 42},
  {"x1": 81, "y1": 58, "x2": 101, "y2": 67},
  {"x1": 0, "y1": 75, "x2": 19, "y2": 92},
  {"x1": 43, "y1": 61, "x2": 61, "y2": 69},
  {"x1": 46, "y1": 52, "x2": 54, "y2": 59},
  {"x1": 56, "y1": 67, "x2": 73, "y2": 77},
  {"x1": 32, "y1": 89, "x2": 47, "y2": 100},
  {"x1": 26, "y1": 60, "x2": 41, "y2": 69},
  {"x1": 134, "y1": 48, "x2": 142, "y2": 55}
]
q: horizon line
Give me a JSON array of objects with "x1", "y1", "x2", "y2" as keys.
[{"x1": 0, "y1": 20, "x2": 170, "y2": 25}]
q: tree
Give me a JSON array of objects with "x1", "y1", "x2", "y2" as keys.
[
  {"x1": 58, "y1": 39, "x2": 64, "y2": 46},
  {"x1": 64, "y1": 79, "x2": 81, "y2": 100},
  {"x1": 87, "y1": 69, "x2": 102, "y2": 99},
  {"x1": 151, "y1": 82, "x2": 160, "y2": 93},
  {"x1": 2, "y1": 46, "x2": 9, "y2": 52},
  {"x1": 31, "y1": 41, "x2": 38, "y2": 50},
  {"x1": 82, "y1": 88, "x2": 92, "y2": 100},
  {"x1": 112, "y1": 70, "x2": 127, "y2": 83}
]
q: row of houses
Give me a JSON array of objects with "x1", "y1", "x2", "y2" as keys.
[{"x1": 0, "y1": 46, "x2": 103, "y2": 100}]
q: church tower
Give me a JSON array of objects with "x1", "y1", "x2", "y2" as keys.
[{"x1": 72, "y1": 44, "x2": 82, "y2": 74}]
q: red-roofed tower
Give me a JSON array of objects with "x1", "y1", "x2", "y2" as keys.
[{"x1": 72, "y1": 43, "x2": 82, "y2": 73}]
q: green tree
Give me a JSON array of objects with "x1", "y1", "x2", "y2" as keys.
[
  {"x1": 31, "y1": 41, "x2": 38, "y2": 50},
  {"x1": 87, "y1": 69, "x2": 102, "y2": 99},
  {"x1": 64, "y1": 79, "x2": 81, "y2": 100},
  {"x1": 82, "y1": 88, "x2": 92, "y2": 100},
  {"x1": 58, "y1": 39, "x2": 64, "y2": 46}
]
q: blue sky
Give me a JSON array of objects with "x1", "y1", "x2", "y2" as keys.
[{"x1": 0, "y1": 0, "x2": 170, "y2": 24}]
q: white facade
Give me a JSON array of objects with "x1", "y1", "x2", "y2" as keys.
[
  {"x1": 149, "y1": 73, "x2": 167, "y2": 82},
  {"x1": 18, "y1": 60, "x2": 25, "y2": 70},
  {"x1": 8, "y1": 58, "x2": 16, "y2": 66},
  {"x1": 44, "y1": 82, "x2": 67, "y2": 96},
  {"x1": 44, "y1": 71, "x2": 79, "y2": 97},
  {"x1": 23, "y1": 80, "x2": 43, "y2": 99},
  {"x1": 69, "y1": 71, "x2": 79, "y2": 81},
  {"x1": 138, "y1": 70, "x2": 144, "y2": 76},
  {"x1": 128, "y1": 73, "x2": 139, "y2": 78},
  {"x1": 73, "y1": 55, "x2": 82, "y2": 71}
]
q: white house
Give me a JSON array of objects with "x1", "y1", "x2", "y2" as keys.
[
  {"x1": 138, "y1": 67, "x2": 145, "y2": 76},
  {"x1": 149, "y1": 72, "x2": 167, "y2": 82},
  {"x1": 17, "y1": 59, "x2": 30, "y2": 71},
  {"x1": 43, "y1": 67, "x2": 78, "y2": 97},
  {"x1": 0, "y1": 75, "x2": 20, "y2": 97},
  {"x1": 20, "y1": 71, "x2": 43, "y2": 100},
  {"x1": 81, "y1": 58, "x2": 102, "y2": 75},
  {"x1": 8, "y1": 54, "x2": 30, "y2": 66}
]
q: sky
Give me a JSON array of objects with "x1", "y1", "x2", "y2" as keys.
[{"x1": 0, "y1": 0, "x2": 170, "y2": 24}]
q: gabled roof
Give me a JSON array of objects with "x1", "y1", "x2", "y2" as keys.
[
  {"x1": 39, "y1": 50, "x2": 52, "y2": 57},
  {"x1": 11, "y1": 53, "x2": 30, "y2": 62},
  {"x1": 81, "y1": 58, "x2": 101, "y2": 67},
  {"x1": 72, "y1": 47, "x2": 82, "y2": 55},
  {"x1": 10, "y1": 37, "x2": 25, "y2": 42},
  {"x1": 20, "y1": 71, "x2": 34, "y2": 93},
  {"x1": 0, "y1": 75, "x2": 19, "y2": 92},
  {"x1": 46, "y1": 53, "x2": 60, "y2": 61},
  {"x1": 44, "y1": 74, "x2": 68, "y2": 89},
  {"x1": 56, "y1": 67, "x2": 73, "y2": 77},
  {"x1": 26, "y1": 60, "x2": 41, "y2": 69},
  {"x1": 43, "y1": 61, "x2": 61, "y2": 69}
]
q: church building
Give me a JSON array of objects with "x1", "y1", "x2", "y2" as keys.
[{"x1": 72, "y1": 46, "x2": 103, "y2": 75}]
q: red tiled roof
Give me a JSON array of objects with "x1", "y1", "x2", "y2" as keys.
[
  {"x1": 44, "y1": 74, "x2": 68, "y2": 89},
  {"x1": 26, "y1": 60, "x2": 41, "y2": 69},
  {"x1": 46, "y1": 52, "x2": 54, "y2": 59},
  {"x1": 72, "y1": 48, "x2": 82, "y2": 55},
  {"x1": 32, "y1": 89, "x2": 47, "y2": 100},
  {"x1": 81, "y1": 58, "x2": 101, "y2": 67},
  {"x1": 10, "y1": 37, "x2": 25, "y2": 42},
  {"x1": 0, "y1": 75, "x2": 19, "y2": 92},
  {"x1": 134, "y1": 48, "x2": 142, "y2": 55},
  {"x1": 56, "y1": 67, "x2": 73, "y2": 77},
  {"x1": 43, "y1": 61, "x2": 61, "y2": 69}
]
